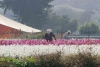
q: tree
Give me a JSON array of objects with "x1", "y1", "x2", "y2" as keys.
[
  {"x1": 79, "y1": 11, "x2": 95, "y2": 25},
  {"x1": 43, "y1": 14, "x2": 78, "y2": 33},
  {"x1": 60, "y1": 15, "x2": 78, "y2": 33},
  {"x1": 0, "y1": 0, "x2": 53, "y2": 29},
  {"x1": 68, "y1": 19, "x2": 78, "y2": 32},
  {"x1": 78, "y1": 22, "x2": 100, "y2": 35},
  {"x1": 42, "y1": 13, "x2": 78, "y2": 33},
  {"x1": 42, "y1": 13, "x2": 61, "y2": 32}
]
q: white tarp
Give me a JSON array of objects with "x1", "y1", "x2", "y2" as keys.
[{"x1": 0, "y1": 14, "x2": 41, "y2": 33}]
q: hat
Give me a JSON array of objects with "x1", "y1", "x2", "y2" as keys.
[
  {"x1": 46, "y1": 29, "x2": 52, "y2": 34},
  {"x1": 67, "y1": 30, "x2": 71, "y2": 34}
]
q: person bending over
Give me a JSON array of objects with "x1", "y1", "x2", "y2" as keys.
[
  {"x1": 45, "y1": 29, "x2": 56, "y2": 42},
  {"x1": 63, "y1": 30, "x2": 71, "y2": 39}
]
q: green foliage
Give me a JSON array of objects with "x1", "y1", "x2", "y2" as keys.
[
  {"x1": 35, "y1": 51, "x2": 100, "y2": 67},
  {"x1": 35, "y1": 52, "x2": 63, "y2": 67},
  {"x1": 63, "y1": 52, "x2": 100, "y2": 67},
  {"x1": 25, "y1": 34, "x2": 36, "y2": 39},
  {"x1": 44, "y1": 14, "x2": 78, "y2": 33},
  {"x1": 36, "y1": 32, "x2": 45, "y2": 39},
  {"x1": 78, "y1": 22, "x2": 100, "y2": 34},
  {"x1": 60, "y1": 15, "x2": 78, "y2": 33},
  {"x1": 0, "y1": 0, "x2": 53, "y2": 29},
  {"x1": 24, "y1": 57, "x2": 37, "y2": 67},
  {"x1": 0, "y1": 56, "x2": 37, "y2": 67},
  {"x1": 67, "y1": 19, "x2": 78, "y2": 33},
  {"x1": 1, "y1": 51, "x2": 100, "y2": 67},
  {"x1": 24, "y1": 32, "x2": 45, "y2": 39},
  {"x1": 0, "y1": 57, "x2": 18, "y2": 67}
]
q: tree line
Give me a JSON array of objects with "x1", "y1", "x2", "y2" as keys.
[{"x1": 0, "y1": 0, "x2": 100, "y2": 35}]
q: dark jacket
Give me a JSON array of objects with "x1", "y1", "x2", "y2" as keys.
[{"x1": 45, "y1": 32, "x2": 56, "y2": 42}]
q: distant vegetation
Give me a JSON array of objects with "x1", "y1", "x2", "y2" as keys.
[
  {"x1": 78, "y1": 22, "x2": 100, "y2": 35},
  {"x1": 0, "y1": 0, "x2": 53, "y2": 29},
  {"x1": 43, "y1": 14, "x2": 78, "y2": 33},
  {"x1": 0, "y1": 0, "x2": 100, "y2": 34}
]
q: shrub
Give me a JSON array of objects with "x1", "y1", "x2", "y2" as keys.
[
  {"x1": 63, "y1": 52, "x2": 100, "y2": 67},
  {"x1": 0, "y1": 51, "x2": 100, "y2": 67},
  {"x1": 0, "y1": 56, "x2": 38, "y2": 67},
  {"x1": 35, "y1": 51, "x2": 64, "y2": 67}
]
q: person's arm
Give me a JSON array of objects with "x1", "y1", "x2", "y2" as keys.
[
  {"x1": 44, "y1": 33, "x2": 47, "y2": 39},
  {"x1": 63, "y1": 32, "x2": 68, "y2": 39},
  {"x1": 51, "y1": 32, "x2": 56, "y2": 40}
]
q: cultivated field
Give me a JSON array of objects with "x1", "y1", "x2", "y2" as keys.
[{"x1": 0, "y1": 44, "x2": 100, "y2": 57}]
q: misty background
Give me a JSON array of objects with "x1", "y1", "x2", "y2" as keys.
[{"x1": 0, "y1": 0, "x2": 100, "y2": 35}]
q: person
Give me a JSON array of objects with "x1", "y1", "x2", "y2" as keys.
[
  {"x1": 44, "y1": 29, "x2": 56, "y2": 42},
  {"x1": 63, "y1": 30, "x2": 71, "y2": 39}
]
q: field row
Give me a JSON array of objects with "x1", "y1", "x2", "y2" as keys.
[
  {"x1": 0, "y1": 39, "x2": 100, "y2": 45},
  {"x1": 0, "y1": 45, "x2": 99, "y2": 57}
]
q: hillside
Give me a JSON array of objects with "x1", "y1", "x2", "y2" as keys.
[
  {"x1": 51, "y1": 0, "x2": 100, "y2": 12},
  {"x1": 52, "y1": 4, "x2": 84, "y2": 18},
  {"x1": 51, "y1": 0, "x2": 100, "y2": 25},
  {"x1": 0, "y1": 0, "x2": 100, "y2": 26}
]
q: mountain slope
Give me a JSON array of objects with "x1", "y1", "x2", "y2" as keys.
[
  {"x1": 51, "y1": 0, "x2": 100, "y2": 11},
  {"x1": 52, "y1": 4, "x2": 84, "y2": 18}
]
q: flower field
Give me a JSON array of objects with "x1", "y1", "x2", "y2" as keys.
[
  {"x1": 0, "y1": 38, "x2": 100, "y2": 45},
  {"x1": 0, "y1": 39, "x2": 100, "y2": 67},
  {"x1": 0, "y1": 39, "x2": 100, "y2": 57}
]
